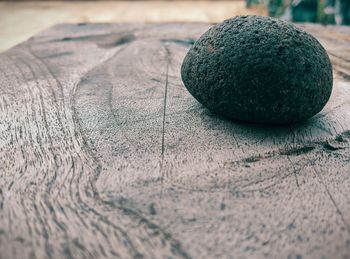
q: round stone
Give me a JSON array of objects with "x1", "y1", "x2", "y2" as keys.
[{"x1": 181, "y1": 15, "x2": 333, "y2": 124}]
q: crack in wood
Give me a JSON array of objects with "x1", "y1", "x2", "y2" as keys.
[
  {"x1": 161, "y1": 46, "x2": 170, "y2": 159},
  {"x1": 287, "y1": 156, "x2": 300, "y2": 188}
]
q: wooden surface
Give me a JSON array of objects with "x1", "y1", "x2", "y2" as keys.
[
  {"x1": 0, "y1": 1, "x2": 264, "y2": 53},
  {"x1": 0, "y1": 22, "x2": 350, "y2": 259}
]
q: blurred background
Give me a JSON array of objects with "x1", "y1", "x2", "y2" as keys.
[{"x1": 0, "y1": 0, "x2": 349, "y2": 52}]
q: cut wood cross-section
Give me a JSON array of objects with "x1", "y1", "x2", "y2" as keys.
[{"x1": 0, "y1": 23, "x2": 350, "y2": 258}]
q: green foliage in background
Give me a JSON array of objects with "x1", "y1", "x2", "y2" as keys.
[{"x1": 247, "y1": 0, "x2": 350, "y2": 24}]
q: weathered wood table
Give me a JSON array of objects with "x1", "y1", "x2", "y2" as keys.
[{"x1": 0, "y1": 23, "x2": 350, "y2": 259}]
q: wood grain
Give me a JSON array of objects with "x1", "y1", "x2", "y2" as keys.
[{"x1": 0, "y1": 22, "x2": 350, "y2": 259}]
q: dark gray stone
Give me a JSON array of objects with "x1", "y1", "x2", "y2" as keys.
[{"x1": 181, "y1": 15, "x2": 333, "y2": 124}]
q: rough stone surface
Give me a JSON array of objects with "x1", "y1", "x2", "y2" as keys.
[{"x1": 181, "y1": 15, "x2": 333, "y2": 124}]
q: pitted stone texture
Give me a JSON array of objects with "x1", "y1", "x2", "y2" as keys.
[{"x1": 181, "y1": 15, "x2": 333, "y2": 124}]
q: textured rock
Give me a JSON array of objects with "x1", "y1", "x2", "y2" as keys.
[{"x1": 181, "y1": 15, "x2": 333, "y2": 124}]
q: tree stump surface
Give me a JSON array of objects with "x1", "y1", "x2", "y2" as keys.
[{"x1": 0, "y1": 23, "x2": 350, "y2": 259}]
